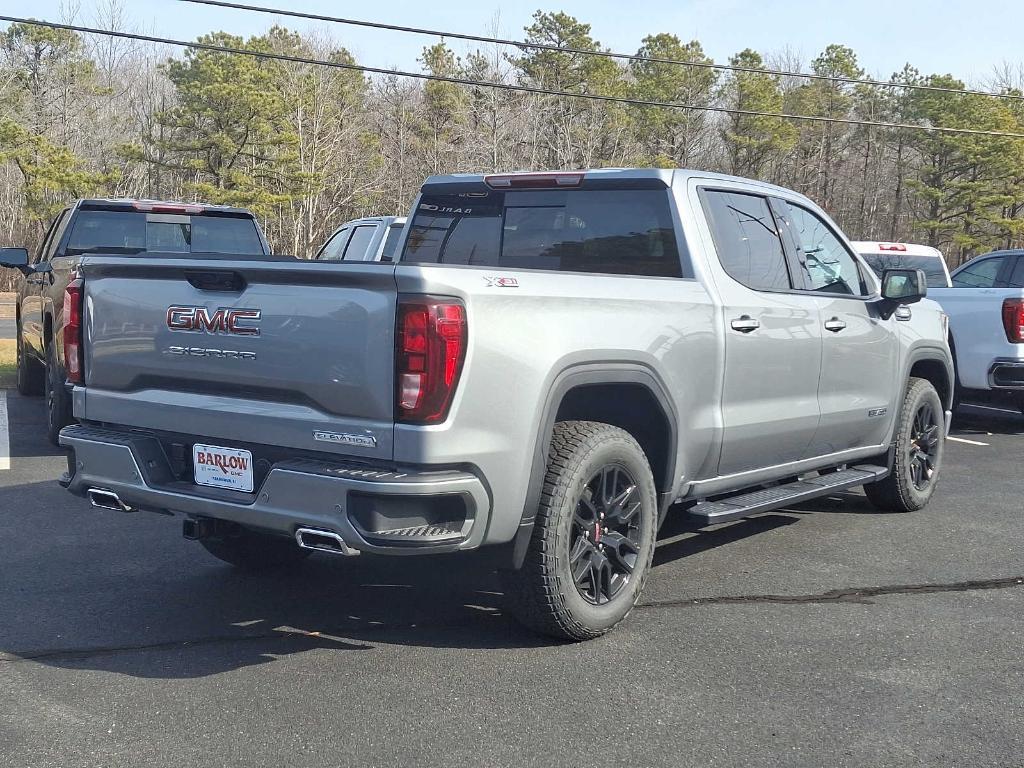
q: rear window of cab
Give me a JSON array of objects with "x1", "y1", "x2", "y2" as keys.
[
  {"x1": 402, "y1": 189, "x2": 683, "y2": 278},
  {"x1": 65, "y1": 210, "x2": 266, "y2": 256}
]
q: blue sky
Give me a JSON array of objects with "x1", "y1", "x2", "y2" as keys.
[{"x1": 6, "y1": 0, "x2": 1023, "y2": 85}]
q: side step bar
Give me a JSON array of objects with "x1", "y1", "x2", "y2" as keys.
[{"x1": 687, "y1": 465, "x2": 888, "y2": 526}]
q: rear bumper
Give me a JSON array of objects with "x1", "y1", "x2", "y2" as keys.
[
  {"x1": 59, "y1": 424, "x2": 492, "y2": 555},
  {"x1": 987, "y1": 359, "x2": 1024, "y2": 390}
]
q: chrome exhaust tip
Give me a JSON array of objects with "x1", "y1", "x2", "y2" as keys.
[
  {"x1": 87, "y1": 488, "x2": 133, "y2": 513},
  {"x1": 294, "y1": 527, "x2": 359, "y2": 556}
]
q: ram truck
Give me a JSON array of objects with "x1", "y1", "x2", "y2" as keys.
[
  {"x1": 0, "y1": 199, "x2": 272, "y2": 444},
  {"x1": 49, "y1": 170, "x2": 953, "y2": 641},
  {"x1": 928, "y1": 249, "x2": 1024, "y2": 413}
]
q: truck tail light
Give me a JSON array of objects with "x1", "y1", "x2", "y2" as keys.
[
  {"x1": 1002, "y1": 298, "x2": 1024, "y2": 343},
  {"x1": 396, "y1": 297, "x2": 467, "y2": 424},
  {"x1": 64, "y1": 277, "x2": 85, "y2": 384}
]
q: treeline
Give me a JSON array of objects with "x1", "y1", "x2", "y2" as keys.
[{"x1": 3, "y1": 8, "x2": 1024, "y2": 289}]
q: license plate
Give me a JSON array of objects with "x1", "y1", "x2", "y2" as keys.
[{"x1": 193, "y1": 443, "x2": 254, "y2": 493}]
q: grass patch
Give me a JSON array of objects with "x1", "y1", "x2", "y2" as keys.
[{"x1": 0, "y1": 339, "x2": 15, "y2": 388}]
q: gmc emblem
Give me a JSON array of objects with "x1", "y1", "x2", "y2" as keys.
[{"x1": 167, "y1": 306, "x2": 262, "y2": 336}]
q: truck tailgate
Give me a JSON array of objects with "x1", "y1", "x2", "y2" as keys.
[{"x1": 78, "y1": 257, "x2": 398, "y2": 461}]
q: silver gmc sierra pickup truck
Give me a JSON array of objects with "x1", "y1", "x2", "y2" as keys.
[{"x1": 31, "y1": 169, "x2": 954, "y2": 641}]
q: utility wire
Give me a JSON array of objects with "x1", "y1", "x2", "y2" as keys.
[
  {"x1": 180, "y1": 0, "x2": 1024, "y2": 103},
  {"x1": 3, "y1": 15, "x2": 1024, "y2": 140}
]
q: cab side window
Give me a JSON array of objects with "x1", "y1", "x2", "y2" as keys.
[
  {"x1": 317, "y1": 228, "x2": 351, "y2": 261},
  {"x1": 1007, "y1": 257, "x2": 1024, "y2": 289},
  {"x1": 784, "y1": 203, "x2": 867, "y2": 296},
  {"x1": 342, "y1": 225, "x2": 377, "y2": 260},
  {"x1": 952, "y1": 257, "x2": 1005, "y2": 288},
  {"x1": 34, "y1": 210, "x2": 67, "y2": 264},
  {"x1": 700, "y1": 190, "x2": 791, "y2": 291}
]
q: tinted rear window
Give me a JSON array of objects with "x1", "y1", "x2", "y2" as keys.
[
  {"x1": 860, "y1": 253, "x2": 949, "y2": 288},
  {"x1": 402, "y1": 189, "x2": 682, "y2": 277},
  {"x1": 65, "y1": 210, "x2": 266, "y2": 255}
]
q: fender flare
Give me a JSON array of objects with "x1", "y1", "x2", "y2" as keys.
[
  {"x1": 882, "y1": 345, "x2": 954, "y2": 464},
  {"x1": 903, "y1": 344, "x2": 955, "y2": 410},
  {"x1": 503, "y1": 363, "x2": 679, "y2": 570}
]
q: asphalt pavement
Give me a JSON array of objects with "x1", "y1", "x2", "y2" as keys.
[
  {"x1": 0, "y1": 392, "x2": 1022, "y2": 767},
  {"x1": 0, "y1": 319, "x2": 14, "y2": 340}
]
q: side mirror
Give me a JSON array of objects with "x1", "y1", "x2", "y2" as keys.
[
  {"x1": 0, "y1": 247, "x2": 30, "y2": 274},
  {"x1": 882, "y1": 268, "x2": 927, "y2": 303},
  {"x1": 878, "y1": 268, "x2": 927, "y2": 319}
]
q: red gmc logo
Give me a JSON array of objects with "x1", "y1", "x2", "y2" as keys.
[{"x1": 166, "y1": 306, "x2": 261, "y2": 336}]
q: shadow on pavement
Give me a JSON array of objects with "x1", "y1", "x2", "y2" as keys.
[
  {"x1": 4, "y1": 389, "x2": 66, "y2": 460},
  {"x1": 0, "y1": 485, "x2": 810, "y2": 678},
  {"x1": 952, "y1": 403, "x2": 1024, "y2": 437},
  {"x1": 653, "y1": 511, "x2": 800, "y2": 567}
]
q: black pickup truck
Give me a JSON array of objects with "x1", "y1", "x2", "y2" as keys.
[{"x1": 0, "y1": 199, "x2": 271, "y2": 443}]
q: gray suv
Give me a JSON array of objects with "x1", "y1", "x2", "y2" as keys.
[{"x1": 46, "y1": 169, "x2": 953, "y2": 641}]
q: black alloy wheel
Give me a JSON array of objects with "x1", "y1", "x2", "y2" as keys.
[
  {"x1": 908, "y1": 401, "x2": 941, "y2": 491},
  {"x1": 569, "y1": 465, "x2": 644, "y2": 605}
]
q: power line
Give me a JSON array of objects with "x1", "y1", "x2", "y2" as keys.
[
  {"x1": 179, "y1": 0, "x2": 1024, "y2": 104},
  {"x1": 3, "y1": 15, "x2": 1024, "y2": 140}
]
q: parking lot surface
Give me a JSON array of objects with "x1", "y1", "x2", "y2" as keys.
[{"x1": 0, "y1": 391, "x2": 1021, "y2": 767}]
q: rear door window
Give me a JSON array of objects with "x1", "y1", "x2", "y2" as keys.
[
  {"x1": 1008, "y1": 257, "x2": 1024, "y2": 289},
  {"x1": 342, "y1": 225, "x2": 377, "y2": 260},
  {"x1": 700, "y1": 190, "x2": 791, "y2": 291},
  {"x1": 402, "y1": 189, "x2": 683, "y2": 277},
  {"x1": 952, "y1": 257, "x2": 1006, "y2": 288}
]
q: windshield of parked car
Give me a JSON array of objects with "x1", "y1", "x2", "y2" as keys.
[
  {"x1": 64, "y1": 210, "x2": 266, "y2": 256},
  {"x1": 859, "y1": 253, "x2": 949, "y2": 288}
]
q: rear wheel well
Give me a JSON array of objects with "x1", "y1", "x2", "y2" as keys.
[
  {"x1": 554, "y1": 383, "x2": 673, "y2": 494},
  {"x1": 909, "y1": 359, "x2": 951, "y2": 409}
]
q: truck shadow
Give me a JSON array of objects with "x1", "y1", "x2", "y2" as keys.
[
  {"x1": 4, "y1": 390, "x2": 67, "y2": 460},
  {"x1": 951, "y1": 404, "x2": 1024, "y2": 436},
  {"x1": 0, "y1": 488, "x2": 818, "y2": 679}
]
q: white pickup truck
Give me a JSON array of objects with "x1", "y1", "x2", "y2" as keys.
[{"x1": 929, "y1": 249, "x2": 1024, "y2": 412}]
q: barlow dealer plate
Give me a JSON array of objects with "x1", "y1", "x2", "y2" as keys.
[{"x1": 193, "y1": 443, "x2": 255, "y2": 493}]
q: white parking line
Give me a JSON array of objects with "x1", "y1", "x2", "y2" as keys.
[
  {"x1": 947, "y1": 435, "x2": 989, "y2": 446},
  {"x1": 0, "y1": 391, "x2": 9, "y2": 470}
]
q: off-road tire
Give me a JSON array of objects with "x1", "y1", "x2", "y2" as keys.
[
  {"x1": 44, "y1": 344, "x2": 73, "y2": 446},
  {"x1": 864, "y1": 377, "x2": 944, "y2": 512},
  {"x1": 16, "y1": 322, "x2": 44, "y2": 396},
  {"x1": 200, "y1": 527, "x2": 310, "y2": 571},
  {"x1": 500, "y1": 421, "x2": 658, "y2": 641}
]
